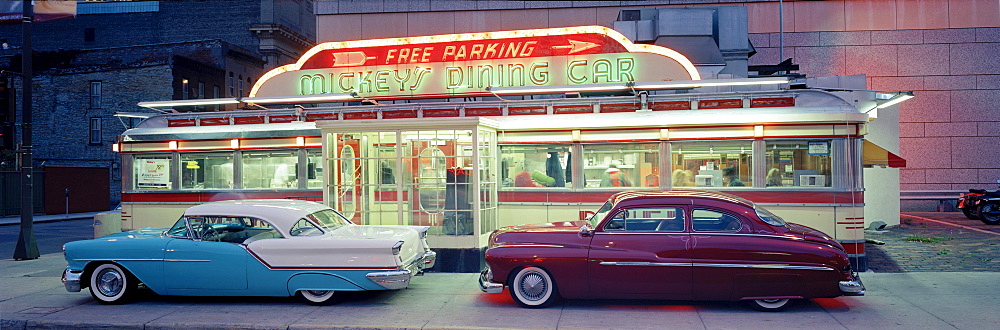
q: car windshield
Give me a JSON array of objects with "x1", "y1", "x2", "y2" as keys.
[
  {"x1": 166, "y1": 216, "x2": 189, "y2": 238},
  {"x1": 755, "y1": 206, "x2": 787, "y2": 227},
  {"x1": 589, "y1": 202, "x2": 613, "y2": 227},
  {"x1": 307, "y1": 209, "x2": 353, "y2": 231}
]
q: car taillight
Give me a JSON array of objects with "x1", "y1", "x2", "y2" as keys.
[{"x1": 392, "y1": 241, "x2": 404, "y2": 255}]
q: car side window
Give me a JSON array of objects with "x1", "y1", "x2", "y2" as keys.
[
  {"x1": 692, "y1": 209, "x2": 743, "y2": 232},
  {"x1": 603, "y1": 207, "x2": 684, "y2": 232},
  {"x1": 290, "y1": 218, "x2": 323, "y2": 236}
]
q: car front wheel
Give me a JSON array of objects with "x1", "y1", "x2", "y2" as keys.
[
  {"x1": 509, "y1": 266, "x2": 559, "y2": 308},
  {"x1": 89, "y1": 263, "x2": 137, "y2": 304},
  {"x1": 298, "y1": 290, "x2": 336, "y2": 305},
  {"x1": 748, "y1": 298, "x2": 793, "y2": 312}
]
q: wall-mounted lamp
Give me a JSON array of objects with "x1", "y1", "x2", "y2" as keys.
[
  {"x1": 296, "y1": 136, "x2": 305, "y2": 147},
  {"x1": 875, "y1": 91, "x2": 914, "y2": 109},
  {"x1": 231, "y1": 139, "x2": 240, "y2": 149},
  {"x1": 168, "y1": 141, "x2": 178, "y2": 150},
  {"x1": 111, "y1": 143, "x2": 120, "y2": 152}
]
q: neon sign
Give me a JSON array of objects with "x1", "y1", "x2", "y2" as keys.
[{"x1": 250, "y1": 26, "x2": 700, "y2": 100}]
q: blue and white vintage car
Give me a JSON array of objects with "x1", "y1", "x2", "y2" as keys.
[{"x1": 62, "y1": 199, "x2": 436, "y2": 305}]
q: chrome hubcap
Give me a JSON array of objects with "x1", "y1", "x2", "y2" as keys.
[
  {"x1": 519, "y1": 272, "x2": 547, "y2": 301},
  {"x1": 307, "y1": 290, "x2": 330, "y2": 296},
  {"x1": 96, "y1": 269, "x2": 123, "y2": 297}
]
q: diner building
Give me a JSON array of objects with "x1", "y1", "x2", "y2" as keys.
[{"x1": 118, "y1": 5, "x2": 914, "y2": 271}]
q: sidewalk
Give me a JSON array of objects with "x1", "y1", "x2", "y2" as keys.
[{"x1": 0, "y1": 211, "x2": 103, "y2": 226}]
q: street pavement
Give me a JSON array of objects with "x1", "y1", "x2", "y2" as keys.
[{"x1": 1, "y1": 212, "x2": 999, "y2": 329}]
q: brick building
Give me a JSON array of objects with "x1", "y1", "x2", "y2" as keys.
[{"x1": 0, "y1": 1, "x2": 315, "y2": 213}]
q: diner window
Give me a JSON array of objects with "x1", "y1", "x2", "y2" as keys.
[
  {"x1": 500, "y1": 145, "x2": 569, "y2": 188},
  {"x1": 241, "y1": 150, "x2": 298, "y2": 189},
  {"x1": 306, "y1": 149, "x2": 324, "y2": 189},
  {"x1": 132, "y1": 154, "x2": 172, "y2": 190},
  {"x1": 181, "y1": 152, "x2": 234, "y2": 190},
  {"x1": 582, "y1": 143, "x2": 659, "y2": 188},
  {"x1": 604, "y1": 207, "x2": 684, "y2": 232},
  {"x1": 89, "y1": 81, "x2": 102, "y2": 108},
  {"x1": 765, "y1": 140, "x2": 832, "y2": 187},
  {"x1": 89, "y1": 117, "x2": 102, "y2": 144},
  {"x1": 671, "y1": 141, "x2": 752, "y2": 188},
  {"x1": 238, "y1": 75, "x2": 244, "y2": 96}
]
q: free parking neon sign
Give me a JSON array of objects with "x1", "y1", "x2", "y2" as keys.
[{"x1": 250, "y1": 26, "x2": 700, "y2": 100}]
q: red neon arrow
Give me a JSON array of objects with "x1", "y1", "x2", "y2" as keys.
[
  {"x1": 331, "y1": 51, "x2": 376, "y2": 67},
  {"x1": 552, "y1": 40, "x2": 599, "y2": 54}
]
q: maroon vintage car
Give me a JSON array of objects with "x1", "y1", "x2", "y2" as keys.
[{"x1": 479, "y1": 190, "x2": 864, "y2": 311}]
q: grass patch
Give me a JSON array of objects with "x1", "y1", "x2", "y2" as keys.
[{"x1": 906, "y1": 236, "x2": 953, "y2": 243}]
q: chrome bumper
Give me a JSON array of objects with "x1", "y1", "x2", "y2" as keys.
[
  {"x1": 62, "y1": 268, "x2": 82, "y2": 292},
  {"x1": 479, "y1": 268, "x2": 504, "y2": 294},
  {"x1": 839, "y1": 274, "x2": 865, "y2": 296},
  {"x1": 367, "y1": 270, "x2": 412, "y2": 290},
  {"x1": 422, "y1": 250, "x2": 437, "y2": 270}
]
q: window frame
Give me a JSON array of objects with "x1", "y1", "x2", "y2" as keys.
[
  {"x1": 89, "y1": 117, "x2": 102, "y2": 145},
  {"x1": 89, "y1": 81, "x2": 102, "y2": 108}
]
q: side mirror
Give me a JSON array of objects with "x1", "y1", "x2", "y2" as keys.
[{"x1": 579, "y1": 225, "x2": 594, "y2": 237}]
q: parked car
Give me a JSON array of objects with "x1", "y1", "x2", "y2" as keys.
[
  {"x1": 62, "y1": 199, "x2": 436, "y2": 305},
  {"x1": 479, "y1": 190, "x2": 864, "y2": 311}
]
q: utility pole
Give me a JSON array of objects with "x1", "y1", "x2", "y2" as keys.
[{"x1": 13, "y1": 1, "x2": 38, "y2": 260}]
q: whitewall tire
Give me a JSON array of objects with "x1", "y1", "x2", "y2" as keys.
[
  {"x1": 89, "y1": 263, "x2": 136, "y2": 304},
  {"x1": 509, "y1": 266, "x2": 559, "y2": 308},
  {"x1": 298, "y1": 290, "x2": 336, "y2": 305},
  {"x1": 748, "y1": 298, "x2": 793, "y2": 312}
]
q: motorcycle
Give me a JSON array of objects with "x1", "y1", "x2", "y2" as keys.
[{"x1": 958, "y1": 180, "x2": 1000, "y2": 225}]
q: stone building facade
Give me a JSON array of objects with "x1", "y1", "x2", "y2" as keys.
[
  {"x1": 0, "y1": 1, "x2": 315, "y2": 212},
  {"x1": 313, "y1": 0, "x2": 1000, "y2": 210}
]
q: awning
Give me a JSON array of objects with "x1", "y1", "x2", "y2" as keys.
[{"x1": 863, "y1": 140, "x2": 906, "y2": 168}]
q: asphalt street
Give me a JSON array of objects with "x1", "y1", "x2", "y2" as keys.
[{"x1": 0, "y1": 219, "x2": 94, "y2": 258}]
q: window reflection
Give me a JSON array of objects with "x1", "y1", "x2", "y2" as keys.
[
  {"x1": 671, "y1": 141, "x2": 752, "y2": 188},
  {"x1": 180, "y1": 153, "x2": 233, "y2": 190},
  {"x1": 242, "y1": 150, "x2": 297, "y2": 189},
  {"x1": 582, "y1": 143, "x2": 659, "y2": 188},
  {"x1": 765, "y1": 140, "x2": 832, "y2": 187},
  {"x1": 500, "y1": 145, "x2": 569, "y2": 188}
]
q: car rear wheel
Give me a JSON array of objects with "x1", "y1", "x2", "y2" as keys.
[
  {"x1": 509, "y1": 266, "x2": 559, "y2": 308},
  {"x1": 977, "y1": 203, "x2": 1000, "y2": 225},
  {"x1": 748, "y1": 298, "x2": 793, "y2": 312},
  {"x1": 298, "y1": 290, "x2": 336, "y2": 305},
  {"x1": 89, "y1": 263, "x2": 137, "y2": 304}
]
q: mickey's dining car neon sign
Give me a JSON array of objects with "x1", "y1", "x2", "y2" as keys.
[{"x1": 250, "y1": 26, "x2": 700, "y2": 100}]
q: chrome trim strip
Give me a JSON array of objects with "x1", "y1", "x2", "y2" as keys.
[
  {"x1": 163, "y1": 259, "x2": 211, "y2": 262},
  {"x1": 75, "y1": 258, "x2": 164, "y2": 262},
  {"x1": 599, "y1": 262, "x2": 692, "y2": 267},
  {"x1": 598, "y1": 261, "x2": 834, "y2": 271},
  {"x1": 697, "y1": 263, "x2": 834, "y2": 271}
]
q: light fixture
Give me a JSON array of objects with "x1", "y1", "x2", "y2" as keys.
[
  {"x1": 875, "y1": 92, "x2": 914, "y2": 109},
  {"x1": 111, "y1": 143, "x2": 120, "y2": 152},
  {"x1": 138, "y1": 97, "x2": 240, "y2": 109},
  {"x1": 168, "y1": 141, "x2": 178, "y2": 150},
  {"x1": 242, "y1": 92, "x2": 358, "y2": 104},
  {"x1": 296, "y1": 136, "x2": 305, "y2": 147},
  {"x1": 484, "y1": 77, "x2": 790, "y2": 96},
  {"x1": 231, "y1": 139, "x2": 240, "y2": 149}
]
